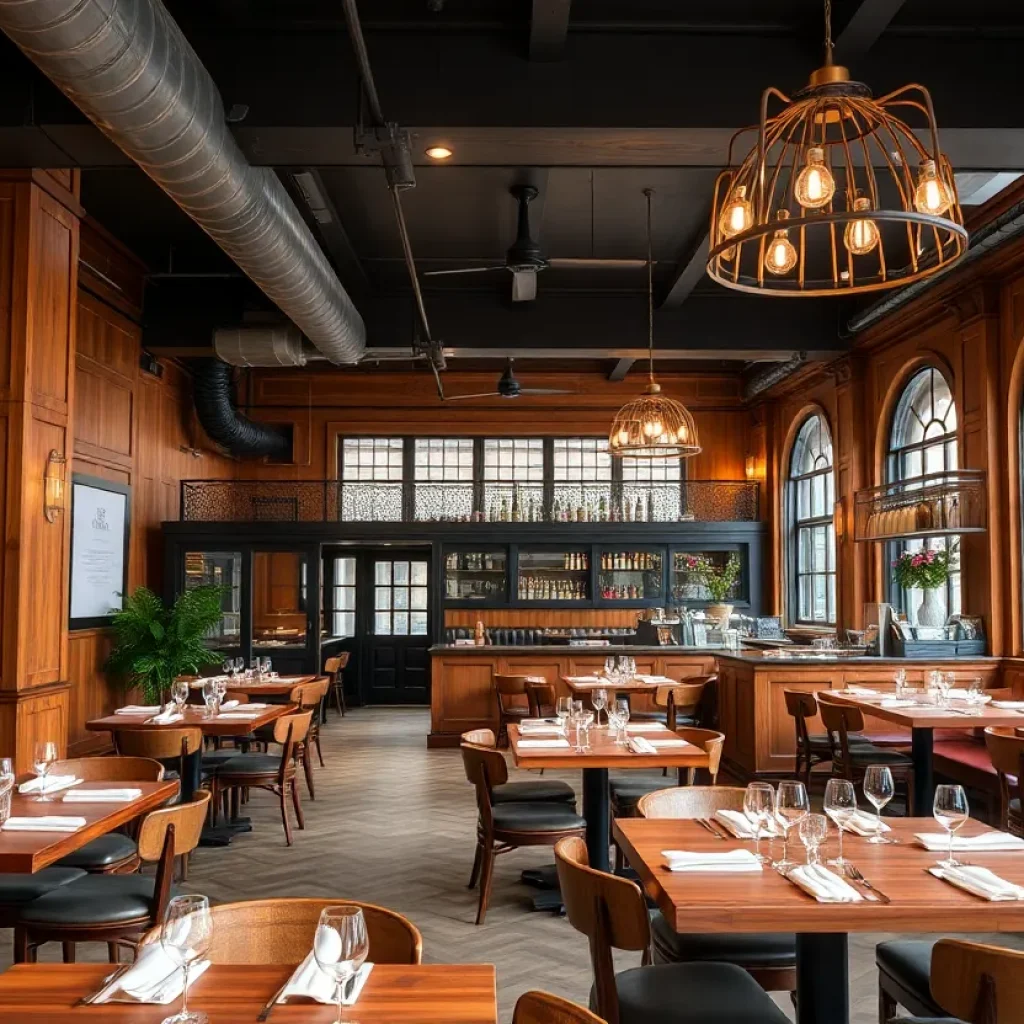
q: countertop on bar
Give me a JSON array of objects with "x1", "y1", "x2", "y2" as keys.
[
  {"x1": 429, "y1": 644, "x2": 724, "y2": 655},
  {"x1": 714, "y1": 650, "x2": 998, "y2": 665}
]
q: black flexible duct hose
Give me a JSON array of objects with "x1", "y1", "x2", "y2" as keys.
[{"x1": 193, "y1": 359, "x2": 291, "y2": 459}]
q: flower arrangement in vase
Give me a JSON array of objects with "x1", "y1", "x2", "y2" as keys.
[
  {"x1": 684, "y1": 553, "x2": 742, "y2": 624},
  {"x1": 891, "y1": 547, "x2": 953, "y2": 627}
]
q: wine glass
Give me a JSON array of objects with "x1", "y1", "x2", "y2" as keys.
[
  {"x1": 32, "y1": 741, "x2": 58, "y2": 802},
  {"x1": 262, "y1": 657, "x2": 273, "y2": 676},
  {"x1": 591, "y1": 688, "x2": 608, "y2": 727},
  {"x1": 863, "y1": 765, "x2": 896, "y2": 844},
  {"x1": 743, "y1": 782, "x2": 775, "y2": 863},
  {"x1": 313, "y1": 906, "x2": 370, "y2": 1024},
  {"x1": 774, "y1": 780, "x2": 809, "y2": 869},
  {"x1": 200, "y1": 678, "x2": 220, "y2": 718},
  {"x1": 933, "y1": 783, "x2": 969, "y2": 868},
  {"x1": 555, "y1": 697, "x2": 573, "y2": 735},
  {"x1": 894, "y1": 668, "x2": 908, "y2": 699},
  {"x1": 606, "y1": 704, "x2": 624, "y2": 745},
  {"x1": 221, "y1": 658, "x2": 233, "y2": 677},
  {"x1": 614, "y1": 697, "x2": 630, "y2": 736},
  {"x1": 159, "y1": 894, "x2": 212, "y2": 1024},
  {"x1": 171, "y1": 680, "x2": 190, "y2": 712},
  {"x1": 823, "y1": 778, "x2": 857, "y2": 868},
  {"x1": 799, "y1": 813, "x2": 828, "y2": 866},
  {"x1": 576, "y1": 710, "x2": 595, "y2": 752},
  {"x1": 603, "y1": 656, "x2": 615, "y2": 679}
]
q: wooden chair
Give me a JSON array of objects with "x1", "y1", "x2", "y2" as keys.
[
  {"x1": 48, "y1": 757, "x2": 167, "y2": 876},
  {"x1": 14, "y1": 790, "x2": 211, "y2": 964},
  {"x1": 816, "y1": 692, "x2": 914, "y2": 812},
  {"x1": 324, "y1": 652, "x2": 349, "y2": 718},
  {"x1": 112, "y1": 727, "x2": 203, "y2": 791},
  {"x1": 210, "y1": 711, "x2": 312, "y2": 846},
  {"x1": 292, "y1": 677, "x2": 330, "y2": 797},
  {"x1": 513, "y1": 990, "x2": 605, "y2": 1024},
  {"x1": 461, "y1": 741, "x2": 585, "y2": 924},
  {"x1": 554, "y1": 836, "x2": 790, "y2": 1024},
  {"x1": 983, "y1": 726, "x2": 1024, "y2": 836},
  {"x1": 633, "y1": 677, "x2": 712, "y2": 728},
  {"x1": 784, "y1": 689, "x2": 832, "y2": 785},
  {"x1": 493, "y1": 674, "x2": 537, "y2": 746},
  {"x1": 139, "y1": 897, "x2": 421, "y2": 965},
  {"x1": 526, "y1": 680, "x2": 557, "y2": 719},
  {"x1": 635, "y1": 785, "x2": 797, "y2": 993}
]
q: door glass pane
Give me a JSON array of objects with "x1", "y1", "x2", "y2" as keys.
[
  {"x1": 184, "y1": 551, "x2": 242, "y2": 645},
  {"x1": 334, "y1": 557, "x2": 356, "y2": 586},
  {"x1": 375, "y1": 561, "x2": 392, "y2": 585},
  {"x1": 374, "y1": 587, "x2": 391, "y2": 610},
  {"x1": 332, "y1": 611, "x2": 355, "y2": 637},
  {"x1": 392, "y1": 612, "x2": 409, "y2": 635},
  {"x1": 410, "y1": 611, "x2": 428, "y2": 635},
  {"x1": 393, "y1": 561, "x2": 410, "y2": 585},
  {"x1": 333, "y1": 586, "x2": 355, "y2": 610},
  {"x1": 411, "y1": 586, "x2": 428, "y2": 609},
  {"x1": 411, "y1": 562, "x2": 428, "y2": 586},
  {"x1": 393, "y1": 588, "x2": 409, "y2": 610},
  {"x1": 374, "y1": 611, "x2": 391, "y2": 635}
]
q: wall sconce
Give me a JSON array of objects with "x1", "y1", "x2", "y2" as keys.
[
  {"x1": 744, "y1": 454, "x2": 757, "y2": 481},
  {"x1": 44, "y1": 450, "x2": 67, "y2": 523}
]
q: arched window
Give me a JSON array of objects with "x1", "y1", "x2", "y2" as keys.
[
  {"x1": 887, "y1": 367, "x2": 961, "y2": 618},
  {"x1": 788, "y1": 414, "x2": 836, "y2": 625}
]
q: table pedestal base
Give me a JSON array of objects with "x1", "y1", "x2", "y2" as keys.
[
  {"x1": 796, "y1": 932, "x2": 848, "y2": 1024},
  {"x1": 583, "y1": 767, "x2": 611, "y2": 871},
  {"x1": 912, "y1": 727, "x2": 934, "y2": 816}
]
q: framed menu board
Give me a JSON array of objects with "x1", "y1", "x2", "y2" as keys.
[{"x1": 69, "y1": 474, "x2": 131, "y2": 629}]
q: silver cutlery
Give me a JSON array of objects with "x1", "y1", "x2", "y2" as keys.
[
  {"x1": 256, "y1": 976, "x2": 292, "y2": 1022},
  {"x1": 843, "y1": 862, "x2": 891, "y2": 903},
  {"x1": 696, "y1": 818, "x2": 725, "y2": 839},
  {"x1": 74, "y1": 963, "x2": 132, "y2": 1006},
  {"x1": 698, "y1": 818, "x2": 730, "y2": 840}
]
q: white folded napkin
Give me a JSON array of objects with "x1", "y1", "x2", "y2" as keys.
[
  {"x1": 786, "y1": 863, "x2": 864, "y2": 902},
  {"x1": 215, "y1": 711, "x2": 263, "y2": 720},
  {"x1": 95, "y1": 943, "x2": 212, "y2": 1004},
  {"x1": 115, "y1": 705, "x2": 162, "y2": 716},
  {"x1": 149, "y1": 708, "x2": 184, "y2": 725},
  {"x1": 915, "y1": 831, "x2": 1024, "y2": 853},
  {"x1": 714, "y1": 809, "x2": 782, "y2": 839},
  {"x1": 219, "y1": 699, "x2": 241, "y2": 711},
  {"x1": 841, "y1": 810, "x2": 892, "y2": 836},
  {"x1": 663, "y1": 849, "x2": 762, "y2": 873},
  {"x1": 625, "y1": 723, "x2": 668, "y2": 733},
  {"x1": 18, "y1": 774, "x2": 80, "y2": 795},
  {"x1": 63, "y1": 788, "x2": 142, "y2": 803},
  {"x1": 929, "y1": 864, "x2": 1024, "y2": 901},
  {"x1": 518, "y1": 723, "x2": 565, "y2": 735},
  {"x1": 992, "y1": 700, "x2": 1024, "y2": 710},
  {"x1": 880, "y1": 698, "x2": 918, "y2": 708},
  {"x1": 841, "y1": 686, "x2": 879, "y2": 696},
  {"x1": 632, "y1": 675, "x2": 666, "y2": 685},
  {"x1": 646, "y1": 738, "x2": 692, "y2": 748},
  {"x1": 2, "y1": 816, "x2": 87, "y2": 832},
  {"x1": 566, "y1": 676, "x2": 601, "y2": 684},
  {"x1": 279, "y1": 952, "x2": 374, "y2": 1005},
  {"x1": 627, "y1": 737, "x2": 658, "y2": 754},
  {"x1": 244, "y1": 703, "x2": 269, "y2": 709},
  {"x1": 517, "y1": 738, "x2": 571, "y2": 749}
]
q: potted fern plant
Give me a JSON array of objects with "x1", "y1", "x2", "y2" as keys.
[{"x1": 105, "y1": 585, "x2": 226, "y2": 705}]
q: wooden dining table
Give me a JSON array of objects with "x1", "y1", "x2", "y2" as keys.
[
  {"x1": 563, "y1": 674, "x2": 674, "y2": 697},
  {"x1": 187, "y1": 674, "x2": 317, "y2": 698},
  {"x1": 0, "y1": 780, "x2": 178, "y2": 873},
  {"x1": 827, "y1": 690, "x2": 1024, "y2": 814},
  {"x1": 0, "y1": 963, "x2": 498, "y2": 1023},
  {"x1": 614, "y1": 814, "x2": 1024, "y2": 1024}
]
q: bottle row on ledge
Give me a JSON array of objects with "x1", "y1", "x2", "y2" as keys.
[
  {"x1": 445, "y1": 552, "x2": 504, "y2": 572},
  {"x1": 445, "y1": 626, "x2": 636, "y2": 646},
  {"x1": 600, "y1": 583, "x2": 649, "y2": 600},
  {"x1": 445, "y1": 487, "x2": 669, "y2": 523},
  {"x1": 600, "y1": 551, "x2": 658, "y2": 571},
  {"x1": 517, "y1": 576, "x2": 588, "y2": 601}
]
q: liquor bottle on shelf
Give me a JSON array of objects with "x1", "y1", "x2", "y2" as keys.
[
  {"x1": 647, "y1": 492, "x2": 655, "y2": 523},
  {"x1": 635, "y1": 496, "x2": 644, "y2": 522},
  {"x1": 598, "y1": 496, "x2": 607, "y2": 522}
]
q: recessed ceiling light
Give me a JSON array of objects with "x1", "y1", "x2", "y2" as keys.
[{"x1": 425, "y1": 145, "x2": 453, "y2": 160}]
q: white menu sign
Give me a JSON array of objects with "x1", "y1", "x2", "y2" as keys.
[{"x1": 70, "y1": 482, "x2": 127, "y2": 621}]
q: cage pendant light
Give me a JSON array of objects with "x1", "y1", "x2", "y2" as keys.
[
  {"x1": 706, "y1": 0, "x2": 967, "y2": 297},
  {"x1": 608, "y1": 190, "x2": 701, "y2": 460}
]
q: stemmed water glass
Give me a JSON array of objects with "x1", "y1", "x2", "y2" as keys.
[
  {"x1": 799, "y1": 813, "x2": 828, "y2": 866},
  {"x1": 774, "y1": 780, "x2": 809, "y2": 869},
  {"x1": 575, "y1": 710, "x2": 595, "y2": 752},
  {"x1": 743, "y1": 782, "x2": 775, "y2": 863},
  {"x1": 863, "y1": 765, "x2": 896, "y2": 844},
  {"x1": 823, "y1": 778, "x2": 857, "y2": 868},
  {"x1": 313, "y1": 906, "x2": 370, "y2": 1024},
  {"x1": 160, "y1": 894, "x2": 212, "y2": 1024},
  {"x1": 894, "y1": 668, "x2": 908, "y2": 699},
  {"x1": 606, "y1": 703, "x2": 624, "y2": 745},
  {"x1": 201, "y1": 678, "x2": 220, "y2": 718},
  {"x1": 262, "y1": 657, "x2": 273, "y2": 676},
  {"x1": 614, "y1": 698, "x2": 630, "y2": 741},
  {"x1": 171, "y1": 680, "x2": 190, "y2": 713},
  {"x1": 933, "y1": 783, "x2": 969, "y2": 868},
  {"x1": 591, "y1": 688, "x2": 608, "y2": 727},
  {"x1": 555, "y1": 697, "x2": 573, "y2": 735},
  {"x1": 32, "y1": 741, "x2": 58, "y2": 802}
]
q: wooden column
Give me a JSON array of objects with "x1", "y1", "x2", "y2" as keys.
[{"x1": 0, "y1": 170, "x2": 82, "y2": 771}]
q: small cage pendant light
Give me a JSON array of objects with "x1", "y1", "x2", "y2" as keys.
[{"x1": 608, "y1": 190, "x2": 701, "y2": 460}]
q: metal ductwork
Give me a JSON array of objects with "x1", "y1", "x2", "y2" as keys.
[
  {"x1": 215, "y1": 326, "x2": 309, "y2": 368},
  {"x1": 0, "y1": 0, "x2": 366, "y2": 364},
  {"x1": 193, "y1": 360, "x2": 291, "y2": 459}
]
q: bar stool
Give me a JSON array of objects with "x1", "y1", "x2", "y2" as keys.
[{"x1": 324, "y1": 652, "x2": 349, "y2": 718}]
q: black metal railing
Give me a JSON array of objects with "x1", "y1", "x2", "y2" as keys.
[{"x1": 180, "y1": 479, "x2": 760, "y2": 524}]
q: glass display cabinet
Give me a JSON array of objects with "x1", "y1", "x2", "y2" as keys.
[
  {"x1": 517, "y1": 548, "x2": 590, "y2": 602},
  {"x1": 443, "y1": 548, "x2": 508, "y2": 604},
  {"x1": 251, "y1": 550, "x2": 309, "y2": 651},
  {"x1": 671, "y1": 549, "x2": 746, "y2": 605},
  {"x1": 184, "y1": 550, "x2": 242, "y2": 647},
  {"x1": 597, "y1": 549, "x2": 664, "y2": 603}
]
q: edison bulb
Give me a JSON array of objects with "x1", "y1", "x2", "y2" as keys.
[
  {"x1": 616, "y1": 429, "x2": 630, "y2": 447},
  {"x1": 718, "y1": 185, "x2": 752, "y2": 239},
  {"x1": 643, "y1": 418, "x2": 663, "y2": 439},
  {"x1": 843, "y1": 196, "x2": 880, "y2": 255},
  {"x1": 914, "y1": 159, "x2": 952, "y2": 215},
  {"x1": 794, "y1": 147, "x2": 835, "y2": 209}
]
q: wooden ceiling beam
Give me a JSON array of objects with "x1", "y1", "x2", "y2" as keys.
[
  {"x1": 659, "y1": 232, "x2": 709, "y2": 309},
  {"x1": 833, "y1": 0, "x2": 908, "y2": 65},
  {"x1": 529, "y1": 0, "x2": 572, "y2": 61},
  {"x1": 608, "y1": 358, "x2": 634, "y2": 381}
]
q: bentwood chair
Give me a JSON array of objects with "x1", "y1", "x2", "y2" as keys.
[
  {"x1": 983, "y1": 726, "x2": 1024, "y2": 836},
  {"x1": 526, "y1": 680, "x2": 558, "y2": 719},
  {"x1": 554, "y1": 837, "x2": 790, "y2": 1024},
  {"x1": 461, "y1": 741, "x2": 585, "y2": 924},
  {"x1": 324, "y1": 652, "x2": 349, "y2": 718},
  {"x1": 140, "y1": 898, "x2": 422, "y2": 965},
  {"x1": 14, "y1": 790, "x2": 211, "y2": 964},
  {"x1": 49, "y1": 757, "x2": 166, "y2": 876},
  {"x1": 785, "y1": 690, "x2": 882, "y2": 786},
  {"x1": 817, "y1": 693, "x2": 914, "y2": 812},
  {"x1": 112, "y1": 727, "x2": 204, "y2": 795},
  {"x1": 494, "y1": 674, "x2": 538, "y2": 746},
  {"x1": 630, "y1": 678, "x2": 712, "y2": 729},
  {"x1": 513, "y1": 991, "x2": 606, "y2": 1024},
  {"x1": 460, "y1": 730, "x2": 576, "y2": 806},
  {"x1": 210, "y1": 711, "x2": 312, "y2": 846},
  {"x1": 635, "y1": 785, "x2": 797, "y2": 993}
]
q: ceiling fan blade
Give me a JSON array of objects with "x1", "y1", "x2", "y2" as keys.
[
  {"x1": 547, "y1": 258, "x2": 651, "y2": 268},
  {"x1": 422, "y1": 265, "x2": 507, "y2": 276},
  {"x1": 518, "y1": 388, "x2": 577, "y2": 395},
  {"x1": 511, "y1": 270, "x2": 538, "y2": 302},
  {"x1": 444, "y1": 391, "x2": 503, "y2": 401}
]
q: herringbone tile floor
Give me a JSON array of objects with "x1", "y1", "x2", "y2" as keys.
[{"x1": 4, "y1": 707, "x2": 1022, "y2": 1022}]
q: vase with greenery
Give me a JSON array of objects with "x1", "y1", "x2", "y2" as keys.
[
  {"x1": 891, "y1": 547, "x2": 953, "y2": 627},
  {"x1": 105, "y1": 586, "x2": 226, "y2": 705},
  {"x1": 682, "y1": 553, "x2": 742, "y2": 623}
]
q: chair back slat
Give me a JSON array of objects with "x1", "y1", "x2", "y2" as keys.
[
  {"x1": 816, "y1": 692, "x2": 862, "y2": 773},
  {"x1": 50, "y1": 756, "x2": 164, "y2": 782},
  {"x1": 137, "y1": 789, "x2": 211, "y2": 861},
  {"x1": 273, "y1": 710, "x2": 313, "y2": 746},
  {"x1": 113, "y1": 727, "x2": 203, "y2": 760},
  {"x1": 931, "y1": 939, "x2": 1024, "y2": 1024},
  {"x1": 673, "y1": 727, "x2": 725, "y2": 780},
  {"x1": 637, "y1": 785, "x2": 746, "y2": 819},
  {"x1": 526, "y1": 681, "x2": 557, "y2": 718},
  {"x1": 513, "y1": 991, "x2": 605, "y2": 1024},
  {"x1": 460, "y1": 728, "x2": 497, "y2": 748}
]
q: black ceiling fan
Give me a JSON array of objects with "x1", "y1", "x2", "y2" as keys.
[
  {"x1": 445, "y1": 358, "x2": 575, "y2": 401},
  {"x1": 422, "y1": 184, "x2": 647, "y2": 301}
]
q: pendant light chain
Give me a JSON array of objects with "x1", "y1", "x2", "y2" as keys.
[
  {"x1": 645, "y1": 187, "x2": 654, "y2": 384},
  {"x1": 823, "y1": 0, "x2": 833, "y2": 59}
]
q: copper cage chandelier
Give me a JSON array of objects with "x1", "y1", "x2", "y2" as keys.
[
  {"x1": 706, "y1": 0, "x2": 968, "y2": 297},
  {"x1": 608, "y1": 190, "x2": 701, "y2": 460}
]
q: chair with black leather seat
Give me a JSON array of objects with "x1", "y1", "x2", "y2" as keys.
[
  {"x1": 630, "y1": 678, "x2": 712, "y2": 728},
  {"x1": 494, "y1": 674, "x2": 537, "y2": 747},
  {"x1": 49, "y1": 757, "x2": 166, "y2": 876},
  {"x1": 817, "y1": 692, "x2": 914, "y2": 811},
  {"x1": 324, "y1": 652, "x2": 349, "y2": 718},
  {"x1": 13, "y1": 789, "x2": 211, "y2": 964},
  {"x1": 554, "y1": 836, "x2": 791, "y2": 1024},
  {"x1": 0, "y1": 868, "x2": 88, "y2": 932},
  {"x1": 209, "y1": 711, "x2": 312, "y2": 846},
  {"x1": 877, "y1": 939, "x2": 949, "y2": 1022},
  {"x1": 460, "y1": 729, "x2": 576, "y2": 806},
  {"x1": 785, "y1": 688, "x2": 834, "y2": 785},
  {"x1": 983, "y1": 727, "x2": 1024, "y2": 837},
  {"x1": 461, "y1": 741, "x2": 586, "y2": 925},
  {"x1": 112, "y1": 726, "x2": 204, "y2": 797},
  {"x1": 526, "y1": 681, "x2": 558, "y2": 719},
  {"x1": 635, "y1": 785, "x2": 796, "y2": 994}
]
